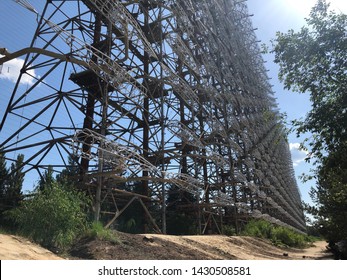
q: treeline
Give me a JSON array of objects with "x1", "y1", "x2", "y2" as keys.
[
  {"x1": 272, "y1": 0, "x2": 347, "y2": 244},
  {"x1": 0, "y1": 151, "x2": 319, "y2": 253},
  {"x1": 0, "y1": 152, "x2": 24, "y2": 226},
  {"x1": 0, "y1": 152, "x2": 199, "y2": 250}
]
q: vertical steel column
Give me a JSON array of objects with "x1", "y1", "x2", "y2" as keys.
[
  {"x1": 81, "y1": 13, "x2": 102, "y2": 176},
  {"x1": 142, "y1": 1, "x2": 150, "y2": 232}
]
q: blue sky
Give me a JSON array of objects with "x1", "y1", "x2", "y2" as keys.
[
  {"x1": 0, "y1": 1, "x2": 44, "y2": 191},
  {"x1": 1, "y1": 0, "x2": 346, "y2": 205},
  {"x1": 247, "y1": 0, "x2": 347, "y2": 206}
]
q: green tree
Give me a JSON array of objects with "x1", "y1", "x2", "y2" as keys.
[
  {"x1": 273, "y1": 0, "x2": 347, "y2": 155},
  {"x1": 7, "y1": 182, "x2": 89, "y2": 250},
  {"x1": 0, "y1": 154, "x2": 25, "y2": 228},
  {"x1": 115, "y1": 182, "x2": 148, "y2": 233},
  {"x1": 166, "y1": 185, "x2": 198, "y2": 235},
  {"x1": 272, "y1": 0, "x2": 347, "y2": 241},
  {"x1": 0, "y1": 151, "x2": 9, "y2": 218},
  {"x1": 56, "y1": 155, "x2": 80, "y2": 188},
  {"x1": 37, "y1": 165, "x2": 55, "y2": 192},
  {"x1": 308, "y1": 142, "x2": 347, "y2": 241},
  {"x1": 6, "y1": 154, "x2": 24, "y2": 208}
]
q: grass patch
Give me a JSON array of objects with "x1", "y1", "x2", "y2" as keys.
[
  {"x1": 222, "y1": 225, "x2": 237, "y2": 236},
  {"x1": 85, "y1": 221, "x2": 120, "y2": 244},
  {"x1": 0, "y1": 227, "x2": 8, "y2": 234}
]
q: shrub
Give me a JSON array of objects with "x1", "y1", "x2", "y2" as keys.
[
  {"x1": 85, "y1": 221, "x2": 119, "y2": 244},
  {"x1": 222, "y1": 225, "x2": 236, "y2": 236},
  {"x1": 242, "y1": 219, "x2": 273, "y2": 239},
  {"x1": 271, "y1": 226, "x2": 305, "y2": 248},
  {"x1": 6, "y1": 182, "x2": 89, "y2": 250},
  {"x1": 242, "y1": 219, "x2": 314, "y2": 248}
]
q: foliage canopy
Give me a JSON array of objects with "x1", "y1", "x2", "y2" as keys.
[
  {"x1": 242, "y1": 219, "x2": 316, "y2": 248},
  {"x1": 7, "y1": 180, "x2": 89, "y2": 250},
  {"x1": 0, "y1": 152, "x2": 24, "y2": 228},
  {"x1": 272, "y1": 0, "x2": 347, "y2": 241}
]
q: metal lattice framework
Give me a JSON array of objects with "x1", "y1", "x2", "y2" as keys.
[{"x1": 0, "y1": 0, "x2": 306, "y2": 233}]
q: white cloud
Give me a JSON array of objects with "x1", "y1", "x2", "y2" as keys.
[
  {"x1": 289, "y1": 142, "x2": 308, "y2": 166},
  {"x1": 0, "y1": 55, "x2": 36, "y2": 85}
]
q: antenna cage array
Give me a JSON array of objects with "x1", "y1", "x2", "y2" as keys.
[{"x1": 0, "y1": 0, "x2": 306, "y2": 233}]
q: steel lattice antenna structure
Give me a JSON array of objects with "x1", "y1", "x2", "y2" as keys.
[{"x1": 0, "y1": 0, "x2": 306, "y2": 234}]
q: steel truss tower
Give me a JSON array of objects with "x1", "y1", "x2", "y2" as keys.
[{"x1": 0, "y1": 0, "x2": 306, "y2": 233}]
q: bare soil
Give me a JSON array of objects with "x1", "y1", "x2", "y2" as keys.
[
  {"x1": 0, "y1": 232, "x2": 333, "y2": 260},
  {"x1": 0, "y1": 234, "x2": 63, "y2": 260}
]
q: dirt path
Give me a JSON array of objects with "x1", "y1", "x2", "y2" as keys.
[
  {"x1": 0, "y1": 233, "x2": 333, "y2": 260},
  {"x1": 139, "y1": 234, "x2": 333, "y2": 260},
  {"x1": 0, "y1": 234, "x2": 63, "y2": 260},
  {"x1": 286, "y1": 241, "x2": 333, "y2": 260}
]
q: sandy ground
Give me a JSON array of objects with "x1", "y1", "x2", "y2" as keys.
[
  {"x1": 0, "y1": 234, "x2": 63, "y2": 260},
  {"x1": 0, "y1": 232, "x2": 333, "y2": 260},
  {"x1": 288, "y1": 241, "x2": 332, "y2": 259},
  {"x1": 135, "y1": 234, "x2": 333, "y2": 260}
]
